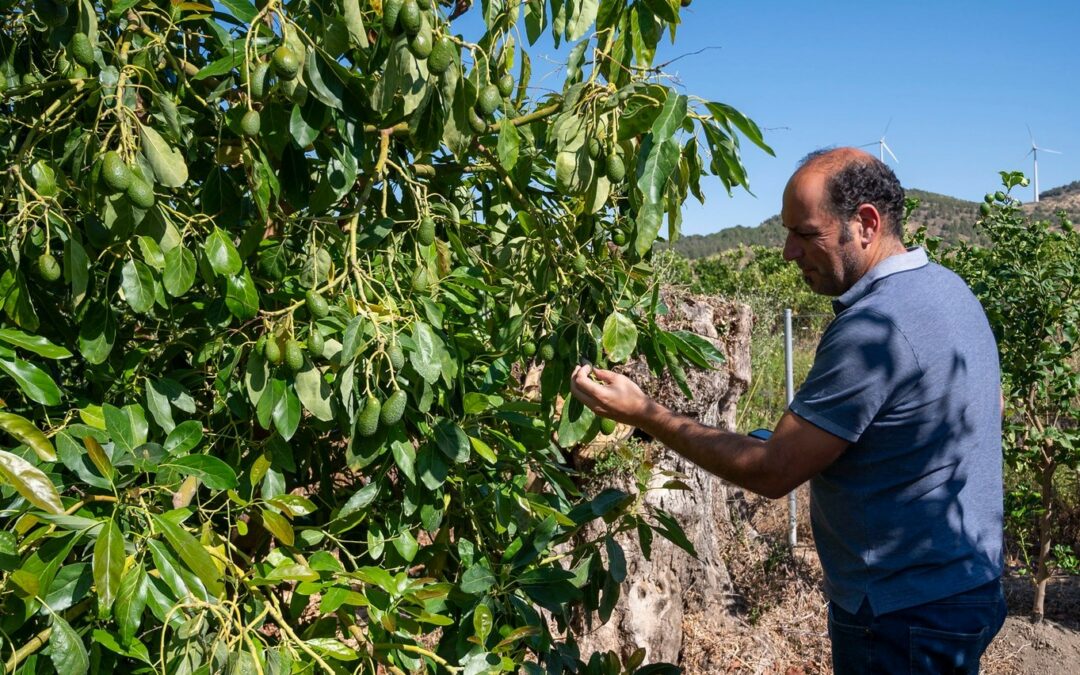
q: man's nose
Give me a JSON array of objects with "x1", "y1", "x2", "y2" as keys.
[{"x1": 782, "y1": 233, "x2": 801, "y2": 261}]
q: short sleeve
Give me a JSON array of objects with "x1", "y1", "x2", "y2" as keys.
[{"x1": 789, "y1": 309, "x2": 922, "y2": 443}]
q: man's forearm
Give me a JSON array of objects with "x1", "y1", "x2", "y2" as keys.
[{"x1": 635, "y1": 401, "x2": 780, "y2": 497}]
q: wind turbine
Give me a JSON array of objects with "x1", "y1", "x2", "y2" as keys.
[
  {"x1": 1027, "y1": 126, "x2": 1061, "y2": 203},
  {"x1": 860, "y1": 120, "x2": 899, "y2": 165}
]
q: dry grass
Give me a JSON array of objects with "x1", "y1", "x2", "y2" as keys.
[{"x1": 677, "y1": 485, "x2": 1080, "y2": 674}]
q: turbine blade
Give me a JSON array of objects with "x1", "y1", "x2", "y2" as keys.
[
  {"x1": 1042, "y1": 148, "x2": 1062, "y2": 155},
  {"x1": 883, "y1": 117, "x2": 893, "y2": 137},
  {"x1": 883, "y1": 142, "x2": 899, "y2": 163}
]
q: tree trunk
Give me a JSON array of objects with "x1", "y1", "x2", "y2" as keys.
[
  {"x1": 570, "y1": 289, "x2": 754, "y2": 666},
  {"x1": 1032, "y1": 455, "x2": 1057, "y2": 622}
]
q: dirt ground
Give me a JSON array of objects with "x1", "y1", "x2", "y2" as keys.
[{"x1": 679, "y1": 487, "x2": 1080, "y2": 674}]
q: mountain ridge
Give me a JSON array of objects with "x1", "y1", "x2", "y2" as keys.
[{"x1": 669, "y1": 181, "x2": 1080, "y2": 260}]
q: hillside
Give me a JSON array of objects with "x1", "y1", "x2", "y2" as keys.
[{"x1": 670, "y1": 182, "x2": 1080, "y2": 260}]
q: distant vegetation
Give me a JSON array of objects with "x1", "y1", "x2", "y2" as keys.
[{"x1": 666, "y1": 182, "x2": 1080, "y2": 259}]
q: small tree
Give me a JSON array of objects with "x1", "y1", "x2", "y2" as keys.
[{"x1": 942, "y1": 171, "x2": 1080, "y2": 621}]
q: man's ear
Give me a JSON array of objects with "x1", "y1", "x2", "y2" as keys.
[{"x1": 855, "y1": 203, "x2": 883, "y2": 245}]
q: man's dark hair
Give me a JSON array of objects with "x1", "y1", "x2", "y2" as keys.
[{"x1": 799, "y1": 149, "x2": 906, "y2": 241}]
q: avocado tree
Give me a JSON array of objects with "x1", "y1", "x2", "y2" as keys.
[
  {"x1": 941, "y1": 172, "x2": 1080, "y2": 622},
  {"x1": 0, "y1": 0, "x2": 771, "y2": 671}
]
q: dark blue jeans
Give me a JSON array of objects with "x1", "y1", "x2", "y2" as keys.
[{"x1": 828, "y1": 579, "x2": 1007, "y2": 674}]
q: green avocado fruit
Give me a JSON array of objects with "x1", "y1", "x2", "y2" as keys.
[
  {"x1": 417, "y1": 216, "x2": 436, "y2": 246},
  {"x1": 383, "y1": 0, "x2": 403, "y2": 33},
  {"x1": 497, "y1": 72, "x2": 514, "y2": 97},
  {"x1": 477, "y1": 84, "x2": 501, "y2": 117},
  {"x1": 387, "y1": 339, "x2": 405, "y2": 370},
  {"x1": 605, "y1": 154, "x2": 626, "y2": 183},
  {"x1": 408, "y1": 25, "x2": 432, "y2": 59},
  {"x1": 399, "y1": 0, "x2": 421, "y2": 35},
  {"x1": 380, "y1": 390, "x2": 407, "y2": 427},
  {"x1": 36, "y1": 253, "x2": 62, "y2": 282},
  {"x1": 307, "y1": 330, "x2": 324, "y2": 357},
  {"x1": 36, "y1": 0, "x2": 68, "y2": 28},
  {"x1": 70, "y1": 33, "x2": 94, "y2": 67},
  {"x1": 357, "y1": 394, "x2": 382, "y2": 436},
  {"x1": 240, "y1": 109, "x2": 261, "y2": 137},
  {"x1": 126, "y1": 177, "x2": 156, "y2": 209},
  {"x1": 427, "y1": 36, "x2": 454, "y2": 75},
  {"x1": 101, "y1": 151, "x2": 132, "y2": 192},
  {"x1": 305, "y1": 290, "x2": 329, "y2": 318},
  {"x1": 250, "y1": 62, "x2": 270, "y2": 99},
  {"x1": 600, "y1": 418, "x2": 617, "y2": 435},
  {"x1": 284, "y1": 339, "x2": 304, "y2": 372},
  {"x1": 272, "y1": 46, "x2": 300, "y2": 81},
  {"x1": 264, "y1": 338, "x2": 283, "y2": 365}
]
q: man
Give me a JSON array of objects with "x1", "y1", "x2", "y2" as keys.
[{"x1": 570, "y1": 148, "x2": 1006, "y2": 674}]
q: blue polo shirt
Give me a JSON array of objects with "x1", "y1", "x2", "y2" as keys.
[{"x1": 790, "y1": 247, "x2": 1003, "y2": 616}]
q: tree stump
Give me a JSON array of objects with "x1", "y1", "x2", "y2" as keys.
[{"x1": 571, "y1": 289, "x2": 755, "y2": 666}]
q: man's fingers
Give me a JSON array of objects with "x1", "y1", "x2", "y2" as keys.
[{"x1": 589, "y1": 367, "x2": 618, "y2": 384}]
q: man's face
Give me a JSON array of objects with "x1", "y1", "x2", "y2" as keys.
[{"x1": 780, "y1": 170, "x2": 862, "y2": 297}]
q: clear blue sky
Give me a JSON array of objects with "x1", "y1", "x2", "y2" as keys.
[
  {"x1": 461, "y1": 1, "x2": 1080, "y2": 236},
  {"x1": 650, "y1": 1, "x2": 1080, "y2": 235}
]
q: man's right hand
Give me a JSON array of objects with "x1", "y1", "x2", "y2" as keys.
[{"x1": 569, "y1": 364, "x2": 657, "y2": 426}]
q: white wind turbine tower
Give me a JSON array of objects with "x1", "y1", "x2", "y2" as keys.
[
  {"x1": 1027, "y1": 126, "x2": 1061, "y2": 203},
  {"x1": 860, "y1": 120, "x2": 899, "y2": 165}
]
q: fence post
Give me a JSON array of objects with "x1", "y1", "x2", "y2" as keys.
[{"x1": 785, "y1": 309, "x2": 797, "y2": 547}]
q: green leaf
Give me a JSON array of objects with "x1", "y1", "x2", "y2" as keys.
[
  {"x1": 567, "y1": 0, "x2": 600, "y2": 40},
  {"x1": 473, "y1": 603, "x2": 493, "y2": 643},
  {"x1": 341, "y1": 0, "x2": 369, "y2": 48},
  {"x1": 602, "y1": 311, "x2": 638, "y2": 363},
  {"x1": 103, "y1": 403, "x2": 148, "y2": 455},
  {"x1": 272, "y1": 379, "x2": 301, "y2": 440},
  {"x1": 338, "y1": 481, "x2": 379, "y2": 519},
  {"x1": 497, "y1": 122, "x2": 520, "y2": 170},
  {"x1": 120, "y1": 259, "x2": 156, "y2": 314},
  {"x1": 304, "y1": 48, "x2": 345, "y2": 111},
  {"x1": 225, "y1": 268, "x2": 260, "y2": 320},
  {"x1": 164, "y1": 420, "x2": 203, "y2": 456},
  {"x1": 0, "y1": 357, "x2": 62, "y2": 406},
  {"x1": 704, "y1": 101, "x2": 774, "y2": 156},
  {"x1": 605, "y1": 535, "x2": 626, "y2": 582},
  {"x1": 261, "y1": 509, "x2": 294, "y2": 547},
  {"x1": 557, "y1": 395, "x2": 596, "y2": 447},
  {"x1": 0, "y1": 449, "x2": 64, "y2": 513},
  {"x1": 163, "y1": 245, "x2": 196, "y2": 297},
  {"x1": 78, "y1": 301, "x2": 116, "y2": 365},
  {"x1": 392, "y1": 529, "x2": 419, "y2": 562},
  {"x1": 65, "y1": 238, "x2": 90, "y2": 308},
  {"x1": 47, "y1": 612, "x2": 89, "y2": 675},
  {"x1": 114, "y1": 562, "x2": 148, "y2": 646},
  {"x1": 139, "y1": 124, "x2": 188, "y2": 187},
  {"x1": 0, "y1": 411, "x2": 56, "y2": 461},
  {"x1": 205, "y1": 227, "x2": 242, "y2": 276},
  {"x1": 470, "y1": 436, "x2": 498, "y2": 464},
  {"x1": 433, "y1": 419, "x2": 470, "y2": 463},
  {"x1": 44, "y1": 563, "x2": 93, "y2": 612},
  {"x1": 295, "y1": 363, "x2": 334, "y2": 421},
  {"x1": 168, "y1": 455, "x2": 238, "y2": 490},
  {"x1": 93, "y1": 517, "x2": 125, "y2": 616},
  {"x1": 218, "y1": 0, "x2": 256, "y2": 23},
  {"x1": 305, "y1": 638, "x2": 357, "y2": 661},
  {"x1": 410, "y1": 321, "x2": 446, "y2": 384},
  {"x1": 152, "y1": 513, "x2": 223, "y2": 597},
  {"x1": 0, "y1": 329, "x2": 72, "y2": 359},
  {"x1": 459, "y1": 563, "x2": 495, "y2": 595}
]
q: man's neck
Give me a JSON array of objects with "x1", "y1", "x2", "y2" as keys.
[{"x1": 862, "y1": 238, "x2": 909, "y2": 277}]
